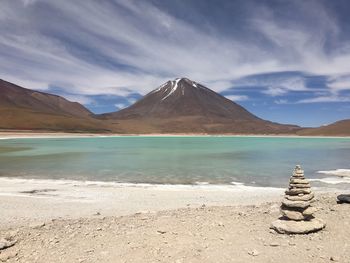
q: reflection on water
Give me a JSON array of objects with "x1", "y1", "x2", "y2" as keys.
[
  {"x1": 0, "y1": 136, "x2": 349, "y2": 187},
  {"x1": 0, "y1": 146, "x2": 32, "y2": 154}
]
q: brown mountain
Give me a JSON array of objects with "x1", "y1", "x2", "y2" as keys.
[
  {"x1": 2, "y1": 77, "x2": 348, "y2": 135},
  {"x1": 298, "y1": 119, "x2": 350, "y2": 136},
  {"x1": 100, "y1": 78, "x2": 300, "y2": 134},
  {"x1": 0, "y1": 79, "x2": 110, "y2": 132}
]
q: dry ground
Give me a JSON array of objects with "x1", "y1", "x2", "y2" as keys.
[{"x1": 0, "y1": 193, "x2": 349, "y2": 263}]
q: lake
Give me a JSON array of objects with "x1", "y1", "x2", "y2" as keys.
[{"x1": 0, "y1": 136, "x2": 349, "y2": 188}]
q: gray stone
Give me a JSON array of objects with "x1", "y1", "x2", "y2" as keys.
[
  {"x1": 272, "y1": 165, "x2": 325, "y2": 235},
  {"x1": 290, "y1": 178, "x2": 309, "y2": 184},
  {"x1": 247, "y1": 249, "x2": 259, "y2": 256},
  {"x1": 285, "y1": 188, "x2": 311, "y2": 195},
  {"x1": 292, "y1": 174, "x2": 304, "y2": 178},
  {"x1": 269, "y1": 242, "x2": 280, "y2": 247},
  {"x1": 302, "y1": 206, "x2": 318, "y2": 216},
  {"x1": 281, "y1": 209, "x2": 307, "y2": 221},
  {"x1": 0, "y1": 239, "x2": 16, "y2": 250},
  {"x1": 289, "y1": 183, "x2": 311, "y2": 188},
  {"x1": 292, "y1": 171, "x2": 304, "y2": 177},
  {"x1": 337, "y1": 194, "x2": 350, "y2": 204},
  {"x1": 330, "y1": 256, "x2": 340, "y2": 262},
  {"x1": 0, "y1": 250, "x2": 18, "y2": 261},
  {"x1": 30, "y1": 222, "x2": 46, "y2": 229},
  {"x1": 271, "y1": 218, "x2": 325, "y2": 234},
  {"x1": 282, "y1": 199, "x2": 310, "y2": 209},
  {"x1": 285, "y1": 193, "x2": 314, "y2": 201}
]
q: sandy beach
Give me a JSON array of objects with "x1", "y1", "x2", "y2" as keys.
[{"x1": 0, "y1": 178, "x2": 349, "y2": 262}]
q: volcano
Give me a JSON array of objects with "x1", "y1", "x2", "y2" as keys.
[{"x1": 100, "y1": 78, "x2": 300, "y2": 134}]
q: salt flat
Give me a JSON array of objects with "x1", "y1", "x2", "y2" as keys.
[{"x1": 0, "y1": 178, "x2": 284, "y2": 229}]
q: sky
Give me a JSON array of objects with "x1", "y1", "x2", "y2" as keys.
[{"x1": 1, "y1": 0, "x2": 350, "y2": 127}]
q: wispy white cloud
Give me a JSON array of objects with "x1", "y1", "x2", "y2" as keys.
[
  {"x1": 114, "y1": 103, "x2": 128, "y2": 110},
  {"x1": 126, "y1": 98, "x2": 137, "y2": 105},
  {"x1": 63, "y1": 94, "x2": 95, "y2": 105},
  {"x1": 21, "y1": 0, "x2": 37, "y2": 6},
  {"x1": 328, "y1": 75, "x2": 350, "y2": 92},
  {"x1": 297, "y1": 96, "x2": 350, "y2": 104},
  {"x1": 224, "y1": 95, "x2": 249, "y2": 102},
  {"x1": 274, "y1": 99, "x2": 289, "y2": 105},
  {"x1": 263, "y1": 87, "x2": 289, "y2": 96},
  {"x1": 233, "y1": 74, "x2": 309, "y2": 96},
  {"x1": 250, "y1": 0, "x2": 347, "y2": 77},
  {"x1": 330, "y1": 81, "x2": 350, "y2": 91},
  {"x1": 0, "y1": 0, "x2": 349, "y2": 101}
]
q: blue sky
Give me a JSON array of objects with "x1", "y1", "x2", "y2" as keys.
[{"x1": 1, "y1": 0, "x2": 350, "y2": 127}]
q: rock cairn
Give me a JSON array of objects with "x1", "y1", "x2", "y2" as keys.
[{"x1": 271, "y1": 165, "x2": 325, "y2": 234}]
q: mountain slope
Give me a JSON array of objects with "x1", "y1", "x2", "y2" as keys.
[
  {"x1": 102, "y1": 78, "x2": 259, "y2": 120},
  {"x1": 100, "y1": 78, "x2": 300, "y2": 134},
  {"x1": 0, "y1": 79, "x2": 110, "y2": 132},
  {"x1": 0, "y1": 79, "x2": 92, "y2": 118},
  {"x1": 298, "y1": 119, "x2": 350, "y2": 136}
]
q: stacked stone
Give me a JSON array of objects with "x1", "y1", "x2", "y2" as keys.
[
  {"x1": 271, "y1": 165, "x2": 325, "y2": 234},
  {"x1": 282, "y1": 165, "x2": 315, "y2": 220}
]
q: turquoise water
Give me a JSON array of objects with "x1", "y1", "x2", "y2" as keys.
[{"x1": 0, "y1": 136, "x2": 349, "y2": 187}]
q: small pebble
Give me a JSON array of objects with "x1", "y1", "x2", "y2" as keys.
[
  {"x1": 269, "y1": 242, "x2": 280, "y2": 247},
  {"x1": 330, "y1": 256, "x2": 339, "y2": 262},
  {"x1": 248, "y1": 249, "x2": 259, "y2": 256}
]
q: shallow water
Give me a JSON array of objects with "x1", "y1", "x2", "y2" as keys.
[{"x1": 0, "y1": 136, "x2": 349, "y2": 187}]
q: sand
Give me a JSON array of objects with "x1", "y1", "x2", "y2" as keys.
[{"x1": 0, "y1": 178, "x2": 349, "y2": 262}]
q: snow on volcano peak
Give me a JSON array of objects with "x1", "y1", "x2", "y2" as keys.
[
  {"x1": 162, "y1": 78, "x2": 181, "y2": 100},
  {"x1": 151, "y1": 81, "x2": 168, "y2": 94}
]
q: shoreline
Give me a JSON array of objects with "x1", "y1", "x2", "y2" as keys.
[
  {"x1": 1, "y1": 131, "x2": 350, "y2": 139},
  {"x1": 0, "y1": 177, "x2": 347, "y2": 230},
  {"x1": 0, "y1": 177, "x2": 285, "y2": 229}
]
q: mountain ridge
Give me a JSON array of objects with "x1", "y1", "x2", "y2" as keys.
[
  {"x1": 0, "y1": 78, "x2": 348, "y2": 135},
  {"x1": 99, "y1": 78, "x2": 301, "y2": 134},
  {"x1": 0, "y1": 79, "x2": 111, "y2": 132},
  {"x1": 0, "y1": 79, "x2": 93, "y2": 118},
  {"x1": 100, "y1": 78, "x2": 261, "y2": 121},
  {"x1": 297, "y1": 119, "x2": 350, "y2": 136}
]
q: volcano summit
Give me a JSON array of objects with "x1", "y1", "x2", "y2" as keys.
[{"x1": 100, "y1": 78, "x2": 300, "y2": 134}]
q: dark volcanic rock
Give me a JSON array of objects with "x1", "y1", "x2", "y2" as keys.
[{"x1": 337, "y1": 194, "x2": 350, "y2": 204}]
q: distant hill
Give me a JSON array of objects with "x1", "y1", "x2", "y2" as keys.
[
  {"x1": 0, "y1": 79, "x2": 110, "y2": 132},
  {"x1": 298, "y1": 119, "x2": 350, "y2": 136},
  {"x1": 3, "y1": 77, "x2": 348, "y2": 136},
  {"x1": 99, "y1": 78, "x2": 300, "y2": 134}
]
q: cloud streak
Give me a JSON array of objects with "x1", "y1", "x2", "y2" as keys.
[{"x1": 0, "y1": 0, "x2": 350, "y2": 117}]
